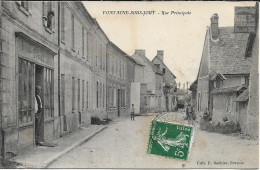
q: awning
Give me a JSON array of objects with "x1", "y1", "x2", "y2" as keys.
[
  {"x1": 235, "y1": 89, "x2": 249, "y2": 102},
  {"x1": 210, "y1": 73, "x2": 227, "y2": 81}
]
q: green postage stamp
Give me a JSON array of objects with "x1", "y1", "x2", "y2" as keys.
[{"x1": 147, "y1": 120, "x2": 193, "y2": 160}]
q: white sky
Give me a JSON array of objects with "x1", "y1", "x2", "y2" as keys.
[{"x1": 83, "y1": 1, "x2": 256, "y2": 85}]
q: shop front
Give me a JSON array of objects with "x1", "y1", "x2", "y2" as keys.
[{"x1": 15, "y1": 33, "x2": 56, "y2": 149}]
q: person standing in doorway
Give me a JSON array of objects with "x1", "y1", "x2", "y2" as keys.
[
  {"x1": 131, "y1": 104, "x2": 135, "y2": 121},
  {"x1": 35, "y1": 85, "x2": 43, "y2": 146}
]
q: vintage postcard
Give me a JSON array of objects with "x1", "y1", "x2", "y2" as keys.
[{"x1": 0, "y1": 1, "x2": 258, "y2": 169}]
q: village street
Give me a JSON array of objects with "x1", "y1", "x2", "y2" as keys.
[{"x1": 49, "y1": 112, "x2": 259, "y2": 169}]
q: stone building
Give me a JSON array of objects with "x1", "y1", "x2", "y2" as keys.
[
  {"x1": 196, "y1": 13, "x2": 253, "y2": 132},
  {"x1": 58, "y1": 2, "x2": 108, "y2": 135},
  {"x1": 0, "y1": 1, "x2": 109, "y2": 156},
  {"x1": 246, "y1": 3, "x2": 259, "y2": 138},
  {"x1": 152, "y1": 50, "x2": 177, "y2": 111},
  {"x1": 0, "y1": 1, "x2": 59, "y2": 154},
  {"x1": 131, "y1": 50, "x2": 164, "y2": 113},
  {"x1": 106, "y1": 41, "x2": 135, "y2": 119},
  {"x1": 189, "y1": 79, "x2": 197, "y2": 112}
]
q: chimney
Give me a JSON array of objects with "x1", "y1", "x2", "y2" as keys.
[
  {"x1": 135, "y1": 49, "x2": 146, "y2": 56},
  {"x1": 157, "y1": 50, "x2": 164, "y2": 61},
  {"x1": 210, "y1": 13, "x2": 219, "y2": 40}
]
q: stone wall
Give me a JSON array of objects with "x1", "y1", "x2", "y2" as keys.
[{"x1": 246, "y1": 22, "x2": 259, "y2": 139}]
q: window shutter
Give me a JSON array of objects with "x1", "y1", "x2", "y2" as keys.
[
  {"x1": 16, "y1": 1, "x2": 21, "y2": 6},
  {"x1": 51, "y1": 1, "x2": 55, "y2": 32},
  {"x1": 29, "y1": 2, "x2": 32, "y2": 12},
  {"x1": 42, "y1": 2, "x2": 47, "y2": 26}
]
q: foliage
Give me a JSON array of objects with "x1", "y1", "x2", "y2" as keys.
[{"x1": 200, "y1": 119, "x2": 241, "y2": 134}]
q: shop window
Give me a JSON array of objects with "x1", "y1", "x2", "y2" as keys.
[
  {"x1": 44, "y1": 68, "x2": 54, "y2": 121},
  {"x1": 18, "y1": 59, "x2": 34, "y2": 126}
]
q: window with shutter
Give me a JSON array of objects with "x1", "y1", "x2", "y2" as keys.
[
  {"x1": 16, "y1": 1, "x2": 31, "y2": 16},
  {"x1": 43, "y1": 2, "x2": 55, "y2": 33},
  {"x1": 61, "y1": 2, "x2": 65, "y2": 42}
]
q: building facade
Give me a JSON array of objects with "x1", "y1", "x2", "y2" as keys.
[
  {"x1": 106, "y1": 41, "x2": 135, "y2": 119},
  {"x1": 0, "y1": 1, "x2": 110, "y2": 156},
  {"x1": 58, "y1": 2, "x2": 108, "y2": 136},
  {"x1": 131, "y1": 49, "x2": 165, "y2": 113},
  {"x1": 0, "y1": 1, "x2": 59, "y2": 154},
  {"x1": 152, "y1": 50, "x2": 177, "y2": 112},
  {"x1": 196, "y1": 13, "x2": 254, "y2": 134}
]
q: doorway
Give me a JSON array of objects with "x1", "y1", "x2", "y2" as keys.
[{"x1": 35, "y1": 65, "x2": 44, "y2": 144}]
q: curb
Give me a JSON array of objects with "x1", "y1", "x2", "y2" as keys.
[
  {"x1": 43, "y1": 126, "x2": 107, "y2": 168},
  {"x1": 15, "y1": 126, "x2": 107, "y2": 168}
]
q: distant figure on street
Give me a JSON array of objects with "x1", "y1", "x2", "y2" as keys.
[
  {"x1": 144, "y1": 103, "x2": 148, "y2": 114},
  {"x1": 186, "y1": 103, "x2": 194, "y2": 125},
  {"x1": 203, "y1": 108, "x2": 209, "y2": 121},
  {"x1": 131, "y1": 104, "x2": 135, "y2": 121},
  {"x1": 35, "y1": 85, "x2": 43, "y2": 146}
]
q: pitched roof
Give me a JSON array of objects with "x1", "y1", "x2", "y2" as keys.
[
  {"x1": 210, "y1": 27, "x2": 252, "y2": 74},
  {"x1": 132, "y1": 52, "x2": 162, "y2": 74},
  {"x1": 152, "y1": 55, "x2": 176, "y2": 78}
]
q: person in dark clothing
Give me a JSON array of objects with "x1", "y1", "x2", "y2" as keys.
[
  {"x1": 186, "y1": 103, "x2": 194, "y2": 125},
  {"x1": 131, "y1": 104, "x2": 135, "y2": 121},
  {"x1": 35, "y1": 85, "x2": 43, "y2": 146}
]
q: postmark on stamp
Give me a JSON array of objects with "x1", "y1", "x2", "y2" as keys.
[{"x1": 147, "y1": 119, "x2": 193, "y2": 160}]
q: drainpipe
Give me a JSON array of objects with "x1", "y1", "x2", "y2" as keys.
[
  {"x1": 57, "y1": 2, "x2": 61, "y2": 134},
  {"x1": 0, "y1": 1, "x2": 6, "y2": 163}
]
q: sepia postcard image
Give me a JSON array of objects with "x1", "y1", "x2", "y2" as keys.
[{"x1": 0, "y1": 0, "x2": 259, "y2": 169}]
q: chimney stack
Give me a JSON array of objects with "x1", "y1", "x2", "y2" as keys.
[
  {"x1": 157, "y1": 50, "x2": 164, "y2": 61},
  {"x1": 210, "y1": 13, "x2": 219, "y2": 40},
  {"x1": 135, "y1": 49, "x2": 146, "y2": 56}
]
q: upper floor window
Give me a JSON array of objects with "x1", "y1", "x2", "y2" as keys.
[
  {"x1": 21, "y1": 1, "x2": 29, "y2": 11},
  {"x1": 71, "y1": 14, "x2": 75, "y2": 50},
  {"x1": 43, "y1": 2, "x2": 55, "y2": 33},
  {"x1": 82, "y1": 27, "x2": 85, "y2": 57},
  {"x1": 162, "y1": 68, "x2": 166, "y2": 74},
  {"x1": 16, "y1": 1, "x2": 31, "y2": 16},
  {"x1": 61, "y1": 2, "x2": 65, "y2": 42}
]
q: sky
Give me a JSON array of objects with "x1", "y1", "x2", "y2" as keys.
[{"x1": 83, "y1": 1, "x2": 256, "y2": 86}]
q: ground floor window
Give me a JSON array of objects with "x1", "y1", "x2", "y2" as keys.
[
  {"x1": 44, "y1": 68, "x2": 54, "y2": 120},
  {"x1": 18, "y1": 58, "x2": 34, "y2": 126}
]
